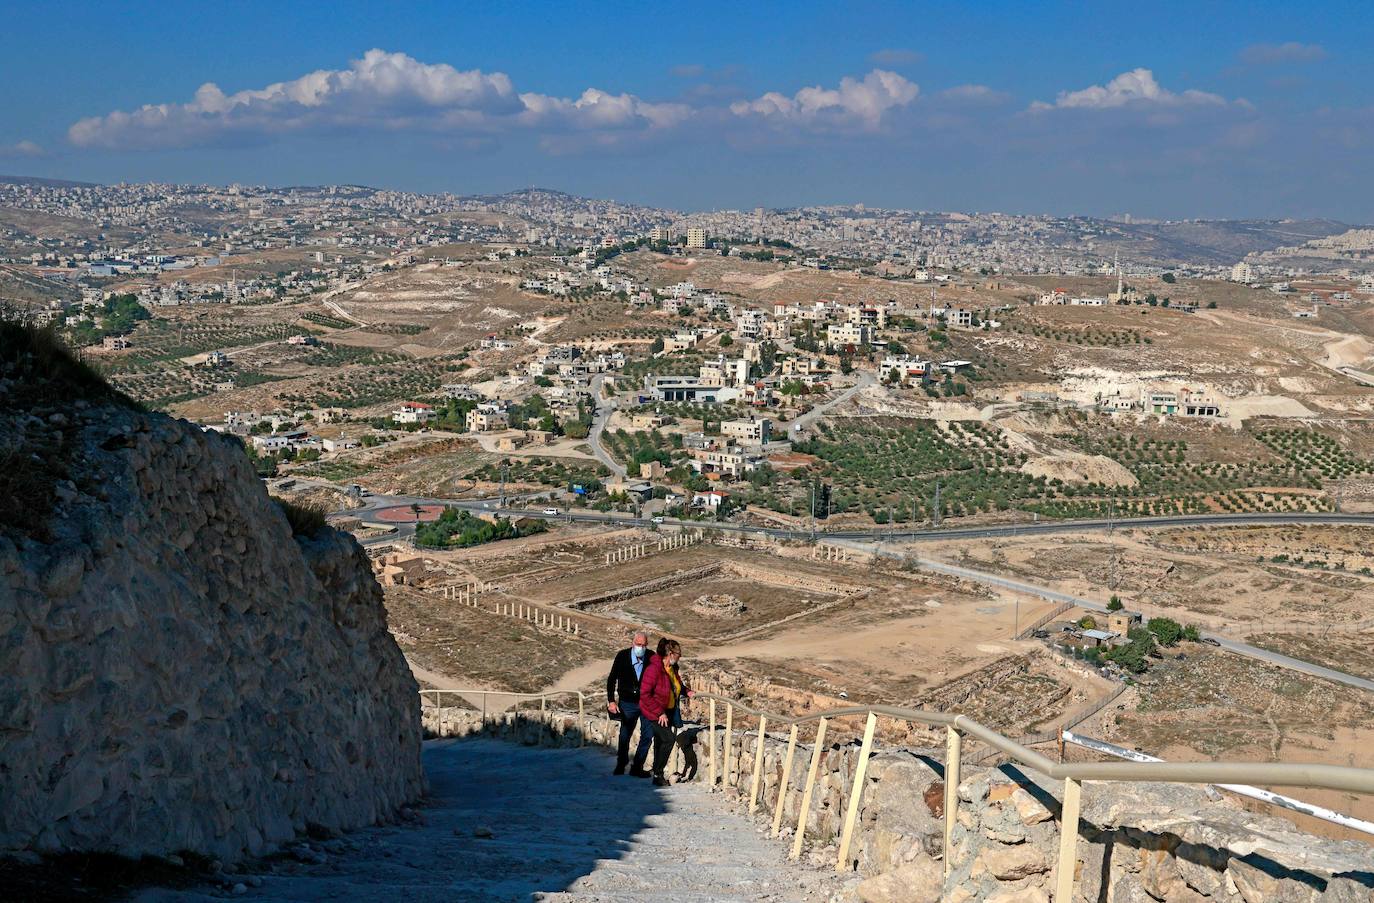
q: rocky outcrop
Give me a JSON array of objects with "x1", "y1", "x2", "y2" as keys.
[{"x1": 0, "y1": 390, "x2": 424, "y2": 862}]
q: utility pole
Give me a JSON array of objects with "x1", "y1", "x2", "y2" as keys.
[
  {"x1": 499, "y1": 463, "x2": 508, "y2": 509},
  {"x1": 933, "y1": 480, "x2": 942, "y2": 527},
  {"x1": 810, "y1": 483, "x2": 816, "y2": 540}
]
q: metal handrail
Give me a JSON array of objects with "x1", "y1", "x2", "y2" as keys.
[
  {"x1": 417, "y1": 686, "x2": 1374, "y2": 899},
  {"x1": 687, "y1": 689, "x2": 1373, "y2": 897},
  {"x1": 691, "y1": 692, "x2": 1374, "y2": 794}
]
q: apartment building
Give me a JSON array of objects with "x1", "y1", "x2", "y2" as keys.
[
  {"x1": 392, "y1": 402, "x2": 434, "y2": 425},
  {"x1": 720, "y1": 417, "x2": 772, "y2": 445},
  {"x1": 699, "y1": 355, "x2": 750, "y2": 389},
  {"x1": 735, "y1": 309, "x2": 767, "y2": 340},
  {"x1": 827, "y1": 322, "x2": 871, "y2": 346},
  {"x1": 465, "y1": 403, "x2": 509, "y2": 432}
]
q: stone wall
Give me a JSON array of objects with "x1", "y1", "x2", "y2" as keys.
[
  {"x1": 430, "y1": 705, "x2": 1374, "y2": 901},
  {"x1": 0, "y1": 404, "x2": 425, "y2": 863}
]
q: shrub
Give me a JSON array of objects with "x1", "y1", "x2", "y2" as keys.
[
  {"x1": 1147, "y1": 617, "x2": 1184, "y2": 647},
  {"x1": 1105, "y1": 628, "x2": 1156, "y2": 673},
  {"x1": 276, "y1": 498, "x2": 328, "y2": 537},
  {"x1": 1107, "y1": 595, "x2": 1123, "y2": 611}
]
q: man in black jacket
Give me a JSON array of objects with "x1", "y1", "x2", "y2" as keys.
[{"x1": 606, "y1": 631, "x2": 650, "y2": 775}]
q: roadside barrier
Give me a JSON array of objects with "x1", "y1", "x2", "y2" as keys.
[{"x1": 419, "y1": 687, "x2": 1374, "y2": 900}]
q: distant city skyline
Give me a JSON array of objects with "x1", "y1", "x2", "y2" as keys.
[{"x1": 2, "y1": 1, "x2": 1371, "y2": 221}]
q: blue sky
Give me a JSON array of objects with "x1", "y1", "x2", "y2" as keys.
[{"x1": 1, "y1": 1, "x2": 1371, "y2": 220}]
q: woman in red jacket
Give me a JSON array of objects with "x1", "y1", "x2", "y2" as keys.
[{"x1": 638, "y1": 639, "x2": 689, "y2": 786}]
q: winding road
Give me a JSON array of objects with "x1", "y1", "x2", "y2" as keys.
[
  {"x1": 587, "y1": 374, "x2": 626, "y2": 479},
  {"x1": 295, "y1": 478, "x2": 1374, "y2": 694},
  {"x1": 834, "y1": 539, "x2": 1374, "y2": 695},
  {"x1": 790, "y1": 369, "x2": 877, "y2": 434}
]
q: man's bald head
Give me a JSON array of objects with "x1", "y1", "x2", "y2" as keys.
[{"x1": 633, "y1": 631, "x2": 648, "y2": 646}]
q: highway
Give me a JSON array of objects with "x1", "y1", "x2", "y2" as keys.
[
  {"x1": 346, "y1": 492, "x2": 1374, "y2": 545},
  {"x1": 310, "y1": 483, "x2": 1374, "y2": 694}
]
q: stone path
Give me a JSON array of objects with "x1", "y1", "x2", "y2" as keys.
[{"x1": 138, "y1": 738, "x2": 848, "y2": 902}]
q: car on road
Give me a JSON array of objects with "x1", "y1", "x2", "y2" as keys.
[
  {"x1": 1201, "y1": 637, "x2": 1221, "y2": 647},
  {"x1": 543, "y1": 507, "x2": 560, "y2": 516},
  {"x1": 651, "y1": 516, "x2": 665, "y2": 524}
]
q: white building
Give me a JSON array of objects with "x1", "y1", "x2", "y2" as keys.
[
  {"x1": 1230, "y1": 262, "x2": 1256, "y2": 283},
  {"x1": 686, "y1": 228, "x2": 708, "y2": 249},
  {"x1": 827, "y1": 322, "x2": 871, "y2": 346},
  {"x1": 699, "y1": 355, "x2": 750, "y2": 389},
  {"x1": 392, "y1": 402, "x2": 435, "y2": 425},
  {"x1": 735, "y1": 310, "x2": 767, "y2": 340}
]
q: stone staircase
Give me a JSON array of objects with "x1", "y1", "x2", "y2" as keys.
[{"x1": 137, "y1": 738, "x2": 849, "y2": 902}]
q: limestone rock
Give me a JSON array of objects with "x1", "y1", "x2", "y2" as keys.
[
  {"x1": 855, "y1": 856, "x2": 942, "y2": 903},
  {"x1": 0, "y1": 402, "x2": 424, "y2": 864},
  {"x1": 972, "y1": 840, "x2": 1051, "y2": 881}
]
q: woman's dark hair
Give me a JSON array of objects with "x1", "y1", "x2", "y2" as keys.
[{"x1": 657, "y1": 638, "x2": 682, "y2": 657}]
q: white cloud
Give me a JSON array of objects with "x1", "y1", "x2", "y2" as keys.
[
  {"x1": 68, "y1": 49, "x2": 686, "y2": 150},
  {"x1": 730, "y1": 69, "x2": 919, "y2": 129},
  {"x1": 0, "y1": 139, "x2": 45, "y2": 158},
  {"x1": 939, "y1": 84, "x2": 1010, "y2": 106},
  {"x1": 1030, "y1": 68, "x2": 1226, "y2": 112},
  {"x1": 519, "y1": 89, "x2": 691, "y2": 131},
  {"x1": 1239, "y1": 42, "x2": 1327, "y2": 66}
]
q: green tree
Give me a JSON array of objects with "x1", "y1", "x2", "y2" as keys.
[
  {"x1": 1105, "y1": 627, "x2": 1157, "y2": 673},
  {"x1": 1161, "y1": 272, "x2": 1176, "y2": 284},
  {"x1": 1107, "y1": 595, "x2": 1123, "y2": 611},
  {"x1": 1146, "y1": 617, "x2": 1184, "y2": 647}
]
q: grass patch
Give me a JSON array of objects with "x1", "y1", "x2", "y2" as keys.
[
  {"x1": 0, "y1": 320, "x2": 139, "y2": 540},
  {"x1": 275, "y1": 498, "x2": 329, "y2": 537}
]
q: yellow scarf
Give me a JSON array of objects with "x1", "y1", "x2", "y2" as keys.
[{"x1": 667, "y1": 665, "x2": 682, "y2": 708}]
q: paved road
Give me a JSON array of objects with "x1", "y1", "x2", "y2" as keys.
[
  {"x1": 341, "y1": 491, "x2": 1374, "y2": 546},
  {"x1": 789, "y1": 369, "x2": 876, "y2": 434},
  {"x1": 837, "y1": 539, "x2": 1374, "y2": 695},
  {"x1": 299, "y1": 479, "x2": 1374, "y2": 691},
  {"x1": 588, "y1": 374, "x2": 626, "y2": 479}
]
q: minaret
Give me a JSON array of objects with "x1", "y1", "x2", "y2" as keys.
[{"x1": 1115, "y1": 251, "x2": 1123, "y2": 298}]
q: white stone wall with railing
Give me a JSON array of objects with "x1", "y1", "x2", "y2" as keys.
[{"x1": 419, "y1": 689, "x2": 1374, "y2": 902}]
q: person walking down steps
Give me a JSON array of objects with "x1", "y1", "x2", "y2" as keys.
[
  {"x1": 606, "y1": 631, "x2": 649, "y2": 776},
  {"x1": 637, "y1": 639, "x2": 691, "y2": 787}
]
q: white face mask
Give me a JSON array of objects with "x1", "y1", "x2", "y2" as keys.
[{"x1": 632, "y1": 644, "x2": 646, "y2": 658}]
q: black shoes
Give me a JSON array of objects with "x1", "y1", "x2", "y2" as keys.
[
  {"x1": 629, "y1": 767, "x2": 652, "y2": 778},
  {"x1": 613, "y1": 764, "x2": 626, "y2": 775},
  {"x1": 652, "y1": 774, "x2": 671, "y2": 787}
]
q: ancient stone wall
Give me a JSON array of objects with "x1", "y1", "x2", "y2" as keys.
[
  {"x1": 0, "y1": 405, "x2": 425, "y2": 863},
  {"x1": 428, "y1": 706, "x2": 1374, "y2": 901}
]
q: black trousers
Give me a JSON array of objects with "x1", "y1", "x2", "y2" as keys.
[
  {"x1": 615, "y1": 702, "x2": 641, "y2": 769},
  {"x1": 649, "y1": 720, "x2": 676, "y2": 776}
]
